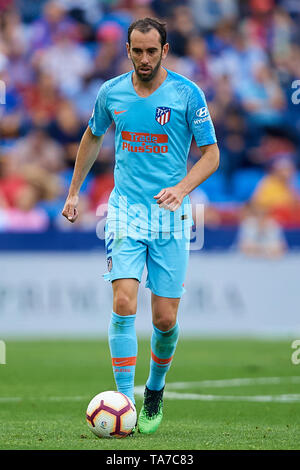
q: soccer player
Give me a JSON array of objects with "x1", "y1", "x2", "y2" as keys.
[{"x1": 62, "y1": 17, "x2": 219, "y2": 434}]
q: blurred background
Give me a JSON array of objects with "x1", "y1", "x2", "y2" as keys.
[{"x1": 0, "y1": 0, "x2": 299, "y2": 337}]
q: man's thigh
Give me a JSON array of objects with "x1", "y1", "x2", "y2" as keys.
[
  {"x1": 103, "y1": 222, "x2": 147, "y2": 283},
  {"x1": 145, "y1": 230, "x2": 190, "y2": 298}
]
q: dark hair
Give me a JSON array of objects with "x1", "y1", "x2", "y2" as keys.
[{"x1": 128, "y1": 17, "x2": 167, "y2": 48}]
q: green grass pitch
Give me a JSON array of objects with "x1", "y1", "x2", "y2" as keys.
[{"x1": 0, "y1": 338, "x2": 300, "y2": 450}]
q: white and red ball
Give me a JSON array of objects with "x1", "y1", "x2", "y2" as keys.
[{"x1": 86, "y1": 391, "x2": 136, "y2": 438}]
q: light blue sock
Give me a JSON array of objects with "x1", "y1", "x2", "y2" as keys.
[
  {"x1": 146, "y1": 322, "x2": 180, "y2": 391},
  {"x1": 108, "y1": 312, "x2": 137, "y2": 404}
]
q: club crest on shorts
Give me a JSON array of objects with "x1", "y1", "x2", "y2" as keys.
[
  {"x1": 107, "y1": 256, "x2": 113, "y2": 272},
  {"x1": 155, "y1": 107, "x2": 171, "y2": 125}
]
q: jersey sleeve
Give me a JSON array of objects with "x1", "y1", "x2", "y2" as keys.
[
  {"x1": 187, "y1": 85, "x2": 217, "y2": 147},
  {"x1": 88, "y1": 82, "x2": 112, "y2": 136}
]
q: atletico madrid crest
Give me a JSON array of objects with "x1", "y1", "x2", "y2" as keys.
[{"x1": 155, "y1": 107, "x2": 171, "y2": 125}]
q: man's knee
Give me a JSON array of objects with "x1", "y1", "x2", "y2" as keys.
[
  {"x1": 153, "y1": 313, "x2": 177, "y2": 332},
  {"x1": 112, "y1": 279, "x2": 138, "y2": 316},
  {"x1": 114, "y1": 293, "x2": 136, "y2": 316},
  {"x1": 152, "y1": 295, "x2": 180, "y2": 331}
]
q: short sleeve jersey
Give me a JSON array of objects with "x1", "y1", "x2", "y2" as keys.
[{"x1": 89, "y1": 69, "x2": 217, "y2": 232}]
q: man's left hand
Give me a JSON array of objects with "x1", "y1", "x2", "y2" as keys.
[{"x1": 154, "y1": 185, "x2": 185, "y2": 212}]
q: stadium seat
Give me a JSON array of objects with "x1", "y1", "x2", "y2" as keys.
[
  {"x1": 232, "y1": 169, "x2": 265, "y2": 202},
  {"x1": 294, "y1": 171, "x2": 300, "y2": 192},
  {"x1": 199, "y1": 172, "x2": 234, "y2": 202}
]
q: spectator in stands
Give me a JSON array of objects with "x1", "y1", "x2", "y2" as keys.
[
  {"x1": 9, "y1": 128, "x2": 65, "y2": 174},
  {"x1": 21, "y1": 71, "x2": 61, "y2": 127},
  {"x1": 212, "y1": 29, "x2": 268, "y2": 93},
  {"x1": 3, "y1": 182, "x2": 50, "y2": 232},
  {"x1": 237, "y1": 202, "x2": 286, "y2": 258},
  {"x1": 93, "y1": 21, "x2": 125, "y2": 81},
  {"x1": 131, "y1": 0, "x2": 155, "y2": 22},
  {"x1": 29, "y1": 0, "x2": 72, "y2": 51},
  {"x1": 168, "y1": 5, "x2": 198, "y2": 57},
  {"x1": 0, "y1": 154, "x2": 27, "y2": 207},
  {"x1": 247, "y1": 131, "x2": 297, "y2": 166},
  {"x1": 270, "y1": 7, "x2": 295, "y2": 58},
  {"x1": 242, "y1": 0, "x2": 275, "y2": 51},
  {"x1": 48, "y1": 100, "x2": 85, "y2": 151},
  {"x1": 236, "y1": 63, "x2": 286, "y2": 127},
  {"x1": 49, "y1": 101, "x2": 86, "y2": 175},
  {"x1": 150, "y1": 0, "x2": 180, "y2": 20},
  {"x1": 57, "y1": 0, "x2": 103, "y2": 26},
  {"x1": 0, "y1": 8, "x2": 31, "y2": 88},
  {"x1": 180, "y1": 35, "x2": 215, "y2": 94},
  {"x1": 0, "y1": 163, "x2": 61, "y2": 231},
  {"x1": 38, "y1": 22, "x2": 93, "y2": 97},
  {"x1": 252, "y1": 154, "x2": 300, "y2": 211},
  {"x1": 190, "y1": 0, "x2": 238, "y2": 32},
  {"x1": 73, "y1": 76, "x2": 105, "y2": 122}
]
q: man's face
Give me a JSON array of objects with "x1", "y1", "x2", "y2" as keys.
[{"x1": 127, "y1": 28, "x2": 169, "y2": 82}]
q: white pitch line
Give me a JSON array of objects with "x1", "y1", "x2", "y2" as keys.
[
  {"x1": 46, "y1": 396, "x2": 88, "y2": 402},
  {"x1": 162, "y1": 392, "x2": 300, "y2": 403},
  {"x1": 0, "y1": 396, "x2": 89, "y2": 403},
  {"x1": 134, "y1": 376, "x2": 300, "y2": 402},
  {"x1": 0, "y1": 397, "x2": 22, "y2": 403},
  {"x1": 1, "y1": 393, "x2": 300, "y2": 403},
  {"x1": 1, "y1": 377, "x2": 300, "y2": 404},
  {"x1": 164, "y1": 376, "x2": 300, "y2": 389},
  {"x1": 134, "y1": 376, "x2": 300, "y2": 395},
  {"x1": 3, "y1": 393, "x2": 300, "y2": 404}
]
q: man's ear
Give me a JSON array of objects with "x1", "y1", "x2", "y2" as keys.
[
  {"x1": 162, "y1": 42, "x2": 169, "y2": 60},
  {"x1": 126, "y1": 42, "x2": 131, "y2": 59}
]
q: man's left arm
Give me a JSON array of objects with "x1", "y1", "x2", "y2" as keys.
[{"x1": 154, "y1": 143, "x2": 219, "y2": 211}]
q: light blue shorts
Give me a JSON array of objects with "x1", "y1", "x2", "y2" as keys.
[{"x1": 103, "y1": 221, "x2": 190, "y2": 298}]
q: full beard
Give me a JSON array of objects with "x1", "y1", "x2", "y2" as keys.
[{"x1": 134, "y1": 56, "x2": 162, "y2": 82}]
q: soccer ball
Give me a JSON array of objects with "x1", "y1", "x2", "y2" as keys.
[{"x1": 86, "y1": 391, "x2": 136, "y2": 438}]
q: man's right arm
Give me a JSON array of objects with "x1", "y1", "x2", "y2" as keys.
[{"x1": 62, "y1": 126, "x2": 104, "y2": 223}]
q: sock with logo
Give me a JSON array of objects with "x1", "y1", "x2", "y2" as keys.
[
  {"x1": 108, "y1": 311, "x2": 137, "y2": 404},
  {"x1": 146, "y1": 322, "x2": 180, "y2": 391}
]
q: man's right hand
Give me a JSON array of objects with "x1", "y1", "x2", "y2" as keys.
[{"x1": 62, "y1": 195, "x2": 79, "y2": 223}]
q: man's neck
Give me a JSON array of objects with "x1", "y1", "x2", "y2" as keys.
[{"x1": 132, "y1": 67, "x2": 167, "y2": 97}]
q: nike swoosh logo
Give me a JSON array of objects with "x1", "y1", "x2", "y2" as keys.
[
  {"x1": 114, "y1": 110, "x2": 127, "y2": 115},
  {"x1": 114, "y1": 361, "x2": 128, "y2": 366}
]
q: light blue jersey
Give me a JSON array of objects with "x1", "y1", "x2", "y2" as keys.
[{"x1": 89, "y1": 69, "x2": 217, "y2": 232}]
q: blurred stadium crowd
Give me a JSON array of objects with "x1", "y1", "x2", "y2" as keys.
[{"x1": 0, "y1": 0, "x2": 300, "y2": 242}]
